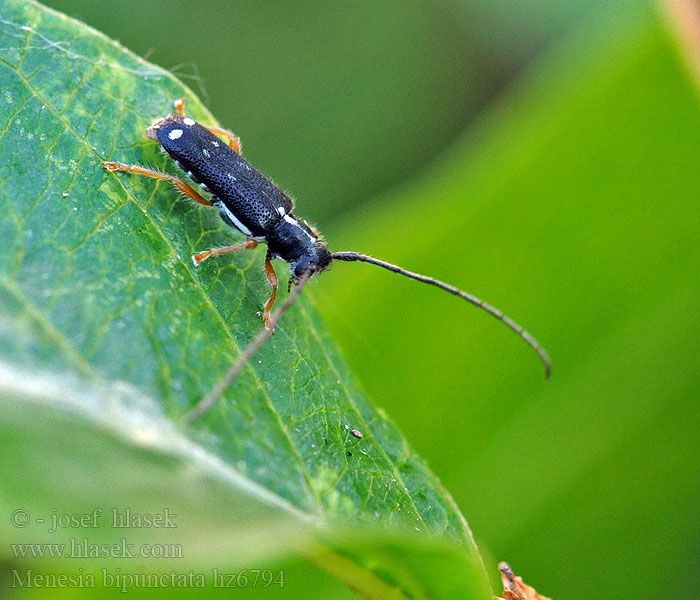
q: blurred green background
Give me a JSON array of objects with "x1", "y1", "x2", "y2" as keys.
[{"x1": 28, "y1": 0, "x2": 700, "y2": 598}]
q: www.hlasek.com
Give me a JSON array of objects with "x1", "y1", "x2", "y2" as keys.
[
  {"x1": 11, "y1": 538, "x2": 183, "y2": 559},
  {"x1": 11, "y1": 568, "x2": 286, "y2": 591}
]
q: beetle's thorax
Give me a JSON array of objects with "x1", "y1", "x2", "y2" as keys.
[{"x1": 267, "y1": 214, "x2": 332, "y2": 279}]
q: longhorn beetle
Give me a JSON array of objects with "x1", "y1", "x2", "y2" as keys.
[{"x1": 104, "y1": 98, "x2": 550, "y2": 424}]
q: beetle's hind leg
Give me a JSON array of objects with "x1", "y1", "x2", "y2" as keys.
[
  {"x1": 173, "y1": 97, "x2": 242, "y2": 154},
  {"x1": 174, "y1": 97, "x2": 187, "y2": 116},
  {"x1": 103, "y1": 162, "x2": 212, "y2": 207},
  {"x1": 206, "y1": 125, "x2": 242, "y2": 154}
]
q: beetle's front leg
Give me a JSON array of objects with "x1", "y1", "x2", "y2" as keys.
[{"x1": 263, "y1": 254, "x2": 279, "y2": 332}]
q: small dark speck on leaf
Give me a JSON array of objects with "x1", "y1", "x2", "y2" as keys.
[{"x1": 347, "y1": 451, "x2": 353, "y2": 457}]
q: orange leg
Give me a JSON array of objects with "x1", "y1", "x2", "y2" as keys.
[
  {"x1": 174, "y1": 97, "x2": 186, "y2": 116},
  {"x1": 192, "y1": 239, "x2": 258, "y2": 266},
  {"x1": 174, "y1": 97, "x2": 242, "y2": 154},
  {"x1": 205, "y1": 125, "x2": 242, "y2": 154},
  {"x1": 263, "y1": 254, "x2": 279, "y2": 331},
  {"x1": 103, "y1": 162, "x2": 212, "y2": 207}
]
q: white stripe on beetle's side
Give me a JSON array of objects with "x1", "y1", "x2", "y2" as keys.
[
  {"x1": 283, "y1": 214, "x2": 316, "y2": 242},
  {"x1": 218, "y1": 203, "x2": 252, "y2": 236}
]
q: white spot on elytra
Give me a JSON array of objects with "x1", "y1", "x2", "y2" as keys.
[
  {"x1": 277, "y1": 206, "x2": 286, "y2": 216},
  {"x1": 168, "y1": 129, "x2": 183, "y2": 140},
  {"x1": 202, "y1": 148, "x2": 210, "y2": 158},
  {"x1": 211, "y1": 140, "x2": 220, "y2": 147},
  {"x1": 183, "y1": 117, "x2": 195, "y2": 126}
]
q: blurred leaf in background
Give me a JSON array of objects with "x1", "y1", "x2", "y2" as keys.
[
  {"x1": 317, "y1": 2, "x2": 700, "y2": 600},
  {"x1": 42, "y1": 0, "x2": 638, "y2": 224}
]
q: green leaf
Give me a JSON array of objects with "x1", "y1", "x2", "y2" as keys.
[
  {"x1": 0, "y1": 362, "x2": 490, "y2": 599},
  {"x1": 0, "y1": 1, "x2": 491, "y2": 597}
]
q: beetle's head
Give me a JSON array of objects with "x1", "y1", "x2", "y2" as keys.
[{"x1": 291, "y1": 242, "x2": 332, "y2": 282}]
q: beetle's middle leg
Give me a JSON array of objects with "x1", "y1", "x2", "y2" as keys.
[{"x1": 192, "y1": 239, "x2": 258, "y2": 266}]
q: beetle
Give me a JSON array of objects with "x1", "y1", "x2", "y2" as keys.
[{"x1": 104, "y1": 98, "x2": 550, "y2": 422}]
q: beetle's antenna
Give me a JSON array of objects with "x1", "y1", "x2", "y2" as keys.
[
  {"x1": 183, "y1": 271, "x2": 312, "y2": 425},
  {"x1": 331, "y1": 251, "x2": 551, "y2": 378}
]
